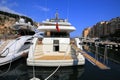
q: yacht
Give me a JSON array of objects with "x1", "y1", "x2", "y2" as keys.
[
  {"x1": 12, "y1": 18, "x2": 35, "y2": 35},
  {"x1": 0, "y1": 36, "x2": 33, "y2": 66},
  {"x1": 27, "y1": 12, "x2": 85, "y2": 67}
]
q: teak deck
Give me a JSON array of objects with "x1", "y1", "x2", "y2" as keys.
[
  {"x1": 35, "y1": 55, "x2": 72, "y2": 60},
  {"x1": 34, "y1": 42, "x2": 73, "y2": 60}
]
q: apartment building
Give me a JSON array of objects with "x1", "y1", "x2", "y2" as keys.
[
  {"x1": 84, "y1": 17, "x2": 120, "y2": 41},
  {"x1": 82, "y1": 27, "x2": 91, "y2": 38}
]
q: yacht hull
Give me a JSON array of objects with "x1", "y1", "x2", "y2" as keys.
[
  {"x1": 27, "y1": 56, "x2": 85, "y2": 67},
  {"x1": 27, "y1": 38, "x2": 85, "y2": 67},
  {"x1": 0, "y1": 36, "x2": 33, "y2": 66}
]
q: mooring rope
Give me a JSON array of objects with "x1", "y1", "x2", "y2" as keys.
[{"x1": 44, "y1": 45, "x2": 70, "y2": 80}]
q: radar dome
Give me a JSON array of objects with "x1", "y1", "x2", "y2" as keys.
[{"x1": 19, "y1": 18, "x2": 25, "y2": 23}]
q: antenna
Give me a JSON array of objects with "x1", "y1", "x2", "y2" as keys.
[
  {"x1": 67, "y1": 0, "x2": 69, "y2": 21},
  {"x1": 45, "y1": 0, "x2": 48, "y2": 19},
  {"x1": 55, "y1": 9, "x2": 59, "y2": 20}
]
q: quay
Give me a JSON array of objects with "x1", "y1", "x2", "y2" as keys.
[
  {"x1": 83, "y1": 40, "x2": 120, "y2": 48},
  {"x1": 71, "y1": 44, "x2": 110, "y2": 70}
]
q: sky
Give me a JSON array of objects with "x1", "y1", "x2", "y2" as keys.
[{"x1": 0, "y1": 0, "x2": 120, "y2": 37}]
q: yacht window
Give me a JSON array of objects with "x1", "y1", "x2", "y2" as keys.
[
  {"x1": 54, "y1": 40, "x2": 59, "y2": 44},
  {"x1": 51, "y1": 32, "x2": 69, "y2": 37}
]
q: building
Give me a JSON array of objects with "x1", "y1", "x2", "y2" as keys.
[
  {"x1": 82, "y1": 27, "x2": 91, "y2": 38},
  {"x1": 84, "y1": 17, "x2": 120, "y2": 42}
]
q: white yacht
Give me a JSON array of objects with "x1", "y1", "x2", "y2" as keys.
[
  {"x1": 0, "y1": 36, "x2": 33, "y2": 66},
  {"x1": 12, "y1": 18, "x2": 35, "y2": 35},
  {"x1": 27, "y1": 12, "x2": 85, "y2": 67}
]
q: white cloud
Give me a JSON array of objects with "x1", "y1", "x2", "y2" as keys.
[
  {"x1": 0, "y1": 0, "x2": 22, "y2": 15},
  {"x1": 0, "y1": 0, "x2": 18, "y2": 7},
  {"x1": 1, "y1": 0, "x2": 7, "y2": 4},
  {"x1": 0, "y1": 0, "x2": 7, "y2": 7},
  {"x1": 0, "y1": 0, "x2": 6, "y2": 4},
  {"x1": 34, "y1": 5, "x2": 50, "y2": 12},
  {"x1": 0, "y1": 6, "x2": 22, "y2": 15}
]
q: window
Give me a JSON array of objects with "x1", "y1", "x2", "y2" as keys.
[{"x1": 51, "y1": 32, "x2": 69, "y2": 37}]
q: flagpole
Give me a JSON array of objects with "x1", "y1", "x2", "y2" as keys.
[{"x1": 55, "y1": 9, "x2": 60, "y2": 32}]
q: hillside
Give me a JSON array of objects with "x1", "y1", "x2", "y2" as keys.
[{"x1": 0, "y1": 11, "x2": 34, "y2": 35}]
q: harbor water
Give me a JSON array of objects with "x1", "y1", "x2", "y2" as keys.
[{"x1": 0, "y1": 44, "x2": 120, "y2": 80}]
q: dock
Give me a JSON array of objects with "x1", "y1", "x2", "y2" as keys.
[
  {"x1": 83, "y1": 40, "x2": 120, "y2": 48},
  {"x1": 71, "y1": 44, "x2": 110, "y2": 70}
]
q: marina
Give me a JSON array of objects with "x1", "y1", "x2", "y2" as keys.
[
  {"x1": 0, "y1": 0, "x2": 120, "y2": 79},
  {"x1": 83, "y1": 40, "x2": 120, "y2": 49},
  {"x1": 0, "y1": 34, "x2": 120, "y2": 80},
  {"x1": 0, "y1": 14, "x2": 119, "y2": 80},
  {"x1": 71, "y1": 43, "x2": 109, "y2": 69},
  {"x1": 0, "y1": 15, "x2": 119, "y2": 80},
  {"x1": 0, "y1": 45, "x2": 120, "y2": 80}
]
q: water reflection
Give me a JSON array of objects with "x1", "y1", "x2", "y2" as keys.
[
  {"x1": 0, "y1": 47, "x2": 120, "y2": 80},
  {"x1": 83, "y1": 44, "x2": 120, "y2": 64},
  {"x1": 0, "y1": 58, "x2": 28, "y2": 80},
  {"x1": 0, "y1": 58, "x2": 84, "y2": 80},
  {"x1": 28, "y1": 66, "x2": 84, "y2": 80}
]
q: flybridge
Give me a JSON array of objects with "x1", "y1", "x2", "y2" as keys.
[
  {"x1": 38, "y1": 11, "x2": 76, "y2": 32},
  {"x1": 49, "y1": 10, "x2": 68, "y2": 22}
]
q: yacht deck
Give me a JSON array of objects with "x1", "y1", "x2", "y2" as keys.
[
  {"x1": 35, "y1": 55, "x2": 72, "y2": 60},
  {"x1": 33, "y1": 40, "x2": 76, "y2": 60}
]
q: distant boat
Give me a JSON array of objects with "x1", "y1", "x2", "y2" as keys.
[
  {"x1": 0, "y1": 36, "x2": 33, "y2": 66},
  {"x1": 12, "y1": 18, "x2": 35, "y2": 35},
  {"x1": 27, "y1": 12, "x2": 85, "y2": 67}
]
